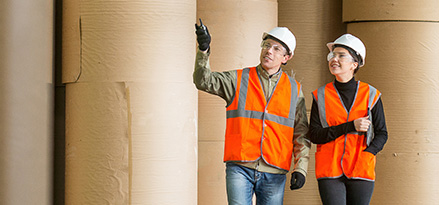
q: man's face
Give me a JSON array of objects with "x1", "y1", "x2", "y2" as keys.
[{"x1": 259, "y1": 39, "x2": 290, "y2": 71}]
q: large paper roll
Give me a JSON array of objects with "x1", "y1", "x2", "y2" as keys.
[
  {"x1": 0, "y1": 0, "x2": 53, "y2": 204},
  {"x1": 343, "y1": 0, "x2": 439, "y2": 22},
  {"x1": 196, "y1": 0, "x2": 277, "y2": 204},
  {"x1": 63, "y1": 0, "x2": 198, "y2": 204},
  {"x1": 349, "y1": 22, "x2": 439, "y2": 204}
]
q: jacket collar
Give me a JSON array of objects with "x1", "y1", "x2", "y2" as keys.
[{"x1": 257, "y1": 65, "x2": 282, "y2": 80}]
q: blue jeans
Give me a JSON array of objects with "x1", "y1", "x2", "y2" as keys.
[{"x1": 226, "y1": 163, "x2": 286, "y2": 205}]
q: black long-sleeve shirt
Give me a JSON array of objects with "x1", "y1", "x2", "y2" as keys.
[{"x1": 309, "y1": 78, "x2": 388, "y2": 155}]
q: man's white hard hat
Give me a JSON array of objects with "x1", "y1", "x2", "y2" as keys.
[
  {"x1": 262, "y1": 27, "x2": 296, "y2": 55},
  {"x1": 327, "y1": 34, "x2": 366, "y2": 67}
]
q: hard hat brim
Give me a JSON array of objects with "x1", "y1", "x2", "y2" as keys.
[
  {"x1": 262, "y1": 28, "x2": 296, "y2": 55},
  {"x1": 326, "y1": 42, "x2": 336, "y2": 51}
]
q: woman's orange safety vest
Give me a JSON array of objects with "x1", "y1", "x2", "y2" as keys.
[
  {"x1": 224, "y1": 67, "x2": 301, "y2": 171},
  {"x1": 312, "y1": 81, "x2": 381, "y2": 181}
]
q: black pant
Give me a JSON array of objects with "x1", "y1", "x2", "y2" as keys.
[{"x1": 318, "y1": 175, "x2": 374, "y2": 205}]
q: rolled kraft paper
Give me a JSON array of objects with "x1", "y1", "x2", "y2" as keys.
[
  {"x1": 343, "y1": 0, "x2": 439, "y2": 22},
  {"x1": 196, "y1": 0, "x2": 276, "y2": 204},
  {"x1": 348, "y1": 22, "x2": 439, "y2": 151},
  {"x1": 65, "y1": 82, "x2": 129, "y2": 205},
  {"x1": 196, "y1": 0, "x2": 277, "y2": 142},
  {"x1": 62, "y1": 0, "x2": 80, "y2": 83},
  {"x1": 63, "y1": 0, "x2": 198, "y2": 204},
  {"x1": 279, "y1": 1, "x2": 345, "y2": 204},
  {"x1": 65, "y1": 81, "x2": 198, "y2": 204},
  {"x1": 348, "y1": 22, "x2": 439, "y2": 204},
  {"x1": 197, "y1": 0, "x2": 277, "y2": 74},
  {"x1": 64, "y1": 76, "x2": 198, "y2": 204},
  {"x1": 62, "y1": 0, "x2": 196, "y2": 83},
  {"x1": 127, "y1": 81, "x2": 197, "y2": 204},
  {"x1": 0, "y1": 0, "x2": 53, "y2": 204},
  {"x1": 278, "y1": 0, "x2": 346, "y2": 109}
]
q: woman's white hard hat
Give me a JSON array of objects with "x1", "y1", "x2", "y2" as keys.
[
  {"x1": 262, "y1": 27, "x2": 296, "y2": 55},
  {"x1": 327, "y1": 34, "x2": 366, "y2": 67}
]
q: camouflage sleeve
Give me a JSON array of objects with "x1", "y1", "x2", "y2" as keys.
[
  {"x1": 193, "y1": 50, "x2": 237, "y2": 104},
  {"x1": 292, "y1": 89, "x2": 311, "y2": 176}
]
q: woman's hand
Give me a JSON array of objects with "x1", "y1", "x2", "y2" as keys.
[{"x1": 354, "y1": 116, "x2": 371, "y2": 132}]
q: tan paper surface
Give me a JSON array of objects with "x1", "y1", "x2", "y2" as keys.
[
  {"x1": 127, "y1": 81, "x2": 197, "y2": 204},
  {"x1": 343, "y1": 0, "x2": 439, "y2": 22},
  {"x1": 196, "y1": 0, "x2": 277, "y2": 204},
  {"x1": 63, "y1": 1, "x2": 197, "y2": 84},
  {"x1": 349, "y1": 22, "x2": 439, "y2": 205},
  {"x1": 279, "y1": 0, "x2": 346, "y2": 109},
  {"x1": 65, "y1": 82, "x2": 129, "y2": 205},
  {"x1": 63, "y1": 0, "x2": 198, "y2": 204},
  {"x1": 279, "y1": 0, "x2": 345, "y2": 203},
  {"x1": 0, "y1": 0, "x2": 53, "y2": 204}
]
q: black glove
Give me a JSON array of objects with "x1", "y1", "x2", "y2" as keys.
[
  {"x1": 290, "y1": 172, "x2": 305, "y2": 190},
  {"x1": 195, "y1": 18, "x2": 211, "y2": 51}
]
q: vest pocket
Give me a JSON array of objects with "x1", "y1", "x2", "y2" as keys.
[
  {"x1": 315, "y1": 150, "x2": 337, "y2": 179},
  {"x1": 353, "y1": 151, "x2": 376, "y2": 180}
]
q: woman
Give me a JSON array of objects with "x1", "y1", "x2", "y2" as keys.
[{"x1": 309, "y1": 34, "x2": 388, "y2": 205}]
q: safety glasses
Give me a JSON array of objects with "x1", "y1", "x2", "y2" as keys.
[{"x1": 327, "y1": 52, "x2": 354, "y2": 62}]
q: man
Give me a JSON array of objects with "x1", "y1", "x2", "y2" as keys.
[{"x1": 194, "y1": 19, "x2": 310, "y2": 204}]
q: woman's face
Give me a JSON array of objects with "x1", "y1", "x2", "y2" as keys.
[{"x1": 327, "y1": 47, "x2": 358, "y2": 82}]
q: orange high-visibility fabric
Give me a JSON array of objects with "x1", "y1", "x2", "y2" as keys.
[
  {"x1": 224, "y1": 67, "x2": 300, "y2": 171},
  {"x1": 312, "y1": 81, "x2": 380, "y2": 181}
]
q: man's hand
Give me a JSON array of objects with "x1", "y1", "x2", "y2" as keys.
[
  {"x1": 195, "y1": 18, "x2": 211, "y2": 51},
  {"x1": 354, "y1": 116, "x2": 371, "y2": 132},
  {"x1": 290, "y1": 172, "x2": 305, "y2": 190}
]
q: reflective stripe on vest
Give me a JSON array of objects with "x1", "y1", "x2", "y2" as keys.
[
  {"x1": 313, "y1": 81, "x2": 381, "y2": 181},
  {"x1": 224, "y1": 67, "x2": 300, "y2": 171}
]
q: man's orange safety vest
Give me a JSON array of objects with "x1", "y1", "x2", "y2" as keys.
[
  {"x1": 312, "y1": 81, "x2": 381, "y2": 181},
  {"x1": 223, "y1": 67, "x2": 301, "y2": 171}
]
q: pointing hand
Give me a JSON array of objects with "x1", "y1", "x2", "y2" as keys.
[{"x1": 195, "y1": 18, "x2": 211, "y2": 51}]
